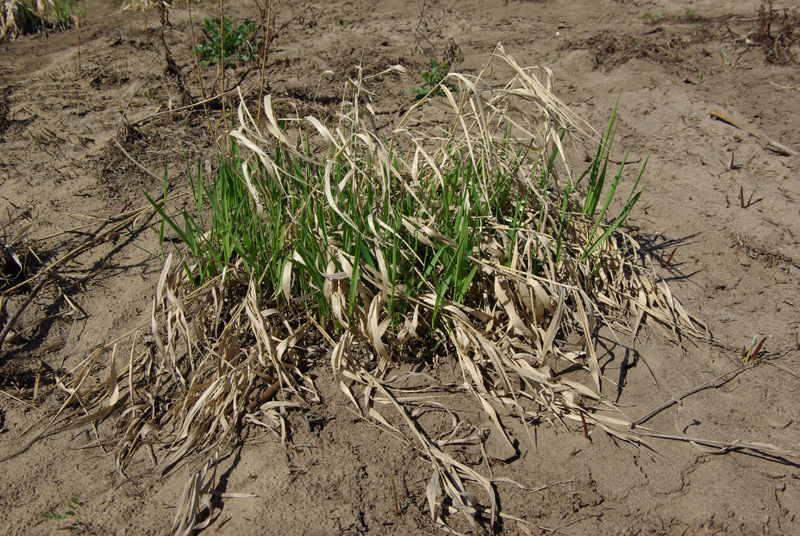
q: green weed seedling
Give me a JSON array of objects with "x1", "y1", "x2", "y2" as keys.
[
  {"x1": 195, "y1": 16, "x2": 259, "y2": 68},
  {"x1": 642, "y1": 12, "x2": 663, "y2": 24},
  {"x1": 50, "y1": 0, "x2": 85, "y2": 29},
  {"x1": 41, "y1": 493, "x2": 82, "y2": 521},
  {"x1": 742, "y1": 335, "x2": 767, "y2": 363},
  {"x1": 576, "y1": 99, "x2": 647, "y2": 264},
  {"x1": 410, "y1": 58, "x2": 458, "y2": 101}
]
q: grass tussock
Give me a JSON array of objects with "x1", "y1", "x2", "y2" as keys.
[
  {"x1": 64, "y1": 45, "x2": 703, "y2": 532},
  {"x1": 0, "y1": 0, "x2": 84, "y2": 39}
]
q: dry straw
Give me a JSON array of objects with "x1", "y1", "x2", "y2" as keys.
[{"x1": 62, "y1": 45, "x2": 705, "y2": 532}]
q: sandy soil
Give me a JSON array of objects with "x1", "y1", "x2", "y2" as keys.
[{"x1": 1, "y1": 0, "x2": 799, "y2": 534}]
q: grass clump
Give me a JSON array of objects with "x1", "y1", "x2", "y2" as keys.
[
  {"x1": 641, "y1": 11, "x2": 663, "y2": 24},
  {"x1": 0, "y1": 0, "x2": 84, "y2": 39},
  {"x1": 195, "y1": 16, "x2": 259, "y2": 68},
  {"x1": 66, "y1": 46, "x2": 702, "y2": 532}
]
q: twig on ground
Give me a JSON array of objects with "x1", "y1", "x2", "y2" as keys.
[
  {"x1": 75, "y1": 15, "x2": 82, "y2": 78},
  {"x1": 3, "y1": 186, "x2": 166, "y2": 298},
  {"x1": 129, "y1": 87, "x2": 242, "y2": 127},
  {"x1": 0, "y1": 388, "x2": 40, "y2": 410},
  {"x1": 115, "y1": 83, "x2": 145, "y2": 137},
  {"x1": 634, "y1": 431, "x2": 800, "y2": 460},
  {"x1": 111, "y1": 138, "x2": 162, "y2": 182},
  {"x1": 631, "y1": 362, "x2": 758, "y2": 429},
  {"x1": 186, "y1": 0, "x2": 214, "y2": 139},
  {"x1": 245, "y1": 380, "x2": 281, "y2": 412},
  {"x1": 763, "y1": 359, "x2": 800, "y2": 380},
  {"x1": 257, "y1": 0, "x2": 274, "y2": 121},
  {"x1": 0, "y1": 276, "x2": 48, "y2": 352}
]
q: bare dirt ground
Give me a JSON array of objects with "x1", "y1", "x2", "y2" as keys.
[{"x1": 1, "y1": 0, "x2": 799, "y2": 534}]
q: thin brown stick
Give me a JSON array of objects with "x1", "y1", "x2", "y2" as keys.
[
  {"x1": 112, "y1": 138, "x2": 161, "y2": 182},
  {"x1": 763, "y1": 359, "x2": 800, "y2": 380},
  {"x1": 187, "y1": 0, "x2": 214, "y2": 139},
  {"x1": 630, "y1": 363, "x2": 757, "y2": 429},
  {"x1": 128, "y1": 88, "x2": 239, "y2": 127},
  {"x1": 0, "y1": 276, "x2": 48, "y2": 352},
  {"x1": 143, "y1": 7, "x2": 149, "y2": 48},
  {"x1": 257, "y1": 0, "x2": 274, "y2": 121},
  {"x1": 0, "y1": 388, "x2": 39, "y2": 410},
  {"x1": 2, "y1": 166, "x2": 172, "y2": 298},
  {"x1": 245, "y1": 380, "x2": 282, "y2": 412},
  {"x1": 75, "y1": 15, "x2": 82, "y2": 78},
  {"x1": 541, "y1": 515, "x2": 598, "y2": 536},
  {"x1": 634, "y1": 431, "x2": 800, "y2": 460},
  {"x1": 115, "y1": 83, "x2": 145, "y2": 137},
  {"x1": 219, "y1": 0, "x2": 226, "y2": 129}
]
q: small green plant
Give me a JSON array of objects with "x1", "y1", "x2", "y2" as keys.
[
  {"x1": 575, "y1": 100, "x2": 647, "y2": 263},
  {"x1": 49, "y1": 0, "x2": 85, "y2": 29},
  {"x1": 41, "y1": 493, "x2": 83, "y2": 521},
  {"x1": 642, "y1": 12, "x2": 663, "y2": 24},
  {"x1": 410, "y1": 58, "x2": 458, "y2": 101},
  {"x1": 742, "y1": 335, "x2": 767, "y2": 362},
  {"x1": 195, "y1": 17, "x2": 259, "y2": 68},
  {"x1": 674, "y1": 9, "x2": 698, "y2": 21}
]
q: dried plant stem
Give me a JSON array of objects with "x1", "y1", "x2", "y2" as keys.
[
  {"x1": 245, "y1": 379, "x2": 281, "y2": 412},
  {"x1": 0, "y1": 277, "x2": 47, "y2": 353},
  {"x1": 186, "y1": 0, "x2": 214, "y2": 140},
  {"x1": 76, "y1": 16, "x2": 82, "y2": 78},
  {"x1": 631, "y1": 363, "x2": 758, "y2": 429},
  {"x1": 219, "y1": 0, "x2": 226, "y2": 129},
  {"x1": 129, "y1": 88, "x2": 238, "y2": 127},
  {"x1": 111, "y1": 138, "x2": 161, "y2": 182},
  {"x1": 764, "y1": 359, "x2": 800, "y2": 380},
  {"x1": 2, "y1": 216, "x2": 136, "y2": 297},
  {"x1": 157, "y1": 2, "x2": 190, "y2": 105},
  {"x1": 635, "y1": 430, "x2": 799, "y2": 460},
  {"x1": 2, "y1": 143, "x2": 173, "y2": 298},
  {"x1": 143, "y1": 8, "x2": 149, "y2": 47},
  {"x1": 257, "y1": 0, "x2": 273, "y2": 121},
  {"x1": 0, "y1": 388, "x2": 39, "y2": 410}
]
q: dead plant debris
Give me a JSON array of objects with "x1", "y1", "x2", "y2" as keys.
[{"x1": 754, "y1": 0, "x2": 800, "y2": 64}]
